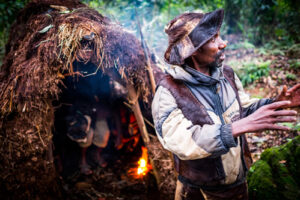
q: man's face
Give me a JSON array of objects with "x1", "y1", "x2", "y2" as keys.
[{"x1": 192, "y1": 33, "x2": 227, "y2": 68}]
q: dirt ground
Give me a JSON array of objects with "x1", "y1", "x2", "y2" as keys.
[{"x1": 55, "y1": 134, "x2": 174, "y2": 200}]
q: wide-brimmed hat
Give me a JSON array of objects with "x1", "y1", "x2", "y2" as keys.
[{"x1": 164, "y1": 9, "x2": 224, "y2": 66}]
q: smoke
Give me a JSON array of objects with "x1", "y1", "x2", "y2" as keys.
[
  {"x1": 87, "y1": 1, "x2": 175, "y2": 65},
  {"x1": 87, "y1": 1, "x2": 225, "y2": 67}
]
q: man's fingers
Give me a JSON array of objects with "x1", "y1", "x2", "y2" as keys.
[
  {"x1": 287, "y1": 83, "x2": 300, "y2": 93},
  {"x1": 266, "y1": 100, "x2": 291, "y2": 109},
  {"x1": 271, "y1": 124, "x2": 291, "y2": 131},
  {"x1": 262, "y1": 124, "x2": 291, "y2": 131},
  {"x1": 271, "y1": 116, "x2": 297, "y2": 123},
  {"x1": 276, "y1": 86, "x2": 287, "y2": 100},
  {"x1": 273, "y1": 109, "x2": 297, "y2": 116},
  {"x1": 282, "y1": 85, "x2": 287, "y2": 94}
]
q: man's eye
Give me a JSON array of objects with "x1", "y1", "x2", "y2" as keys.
[{"x1": 211, "y1": 37, "x2": 216, "y2": 42}]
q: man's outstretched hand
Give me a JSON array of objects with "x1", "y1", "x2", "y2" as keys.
[
  {"x1": 275, "y1": 83, "x2": 300, "y2": 107},
  {"x1": 232, "y1": 101, "x2": 297, "y2": 137}
]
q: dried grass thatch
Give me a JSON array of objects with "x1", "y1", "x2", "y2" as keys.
[{"x1": 0, "y1": 0, "x2": 165, "y2": 198}]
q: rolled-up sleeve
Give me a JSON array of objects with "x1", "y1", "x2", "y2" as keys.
[{"x1": 152, "y1": 86, "x2": 237, "y2": 160}]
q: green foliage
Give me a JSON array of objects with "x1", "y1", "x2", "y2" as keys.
[
  {"x1": 280, "y1": 122, "x2": 300, "y2": 132},
  {"x1": 247, "y1": 136, "x2": 300, "y2": 200},
  {"x1": 280, "y1": 122, "x2": 300, "y2": 131},
  {"x1": 227, "y1": 40, "x2": 255, "y2": 50},
  {"x1": 1, "y1": 0, "x2": 299, "y2": 64},
  {"x1": 263, "y1": 39, "x2": 294, "y2": 55},
  {"x1": 0, "y1": 0, "x2": 29, "y2": 66},
  {"x1": 84, "y1": 0, "x2": 300, "y2": 59},
  {"x1": 285, "y1": 73, "x2": 296, "y2": 80},
  {"x1": 294, "y1": 123, "x2": 300, "y2": 132},
  {"x1": 255, "y1": 39, "x2": 297, "y2": 58},
  {"x1": 0, "y1": 0, "x2": 29, "y2": 32},
  {"x1": 225, "y1": 0, "x2": 300, "y2": 45},
  {"x1": 84, "y1": 0, "x2": 227, "y2": 60},
  {"x1": 237, "y1": 60, "x2": 270, "y2": 87},
  {"x1": 286, "y1": 44, "x2": 300, "y2": 59},
  {"x1": 288, "y1": 60, "x2": 300, "y2": 69}
]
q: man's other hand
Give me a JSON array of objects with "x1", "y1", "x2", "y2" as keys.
[
  {"x1": 232, "y1": 101, "x2": 297, "y2": 137},
  {"x1": 276, "y1": 84, "x2": 300, "y2": 108}
]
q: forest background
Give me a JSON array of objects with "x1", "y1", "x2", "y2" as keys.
[
  {"x1": 0, "y1": 0, "x2": 299, "y2": 154},
  {"x1": 1, "y1": 0, "x2": 300, "y2": 80}
]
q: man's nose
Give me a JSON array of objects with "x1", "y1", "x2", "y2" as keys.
[{"x1": 219, "y1": 39, "x2": 227, "y2": 49}]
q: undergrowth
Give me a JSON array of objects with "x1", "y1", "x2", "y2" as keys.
[{"x1": 236, "y1": 60, "x2": 270, "y2": 87}]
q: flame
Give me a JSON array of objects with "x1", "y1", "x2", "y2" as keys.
[
  {"x1": 137, "y1": 147, "x2": 148, "y2": 176},
  {"x1": 128, "y1": 146, "x2": 151, "y2": 178}
]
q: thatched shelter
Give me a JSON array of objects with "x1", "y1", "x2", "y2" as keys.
[{"x1": 0, "y1": 0, "x2": 174, "y2": 199}]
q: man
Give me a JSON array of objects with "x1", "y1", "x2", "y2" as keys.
[
  {"x1": 151, "y1": 9, "x2": 300, "y2": 200},
  {"x1": 54, "y1": 62, "x2": 120, "y2": 175},
  {"x1": 66, "y1": 103, "x2": 111, "y2": 175}
]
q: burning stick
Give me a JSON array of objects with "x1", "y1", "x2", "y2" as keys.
[{"x1": 127, "y1": 83, "x2": 161, "y2": 186}]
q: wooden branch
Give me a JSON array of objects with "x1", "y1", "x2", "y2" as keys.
[
  {"x1": 127, "y1": 83, "x2": 150, "y2": 144},
  {"x1": 135, "y1": 8, "x2": 156, "y2": 94},
  {"x1": 146, "y1": 57, "x2": 157, "y2": 95},
  {"x1": 123, "y1": 101, "x2": 155, "y2": 129}
]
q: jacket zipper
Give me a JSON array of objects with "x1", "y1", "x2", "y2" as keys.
[
  {"x1": 214, "y1": 81, "x2": 248, "y2": 173},
  {"x1": 185, "y1": 82, "x2": 226, "y2": 178},
  {"x1": 211, "y1": 84, "x2": 225, "y2": 125},
  {"x1": 211, "y1": 84, "x2": 227, "y2": 178}
]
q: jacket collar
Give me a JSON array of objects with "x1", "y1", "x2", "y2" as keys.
[{"x1": 167, "y1": 64, "x2": 224, "y2": 86}]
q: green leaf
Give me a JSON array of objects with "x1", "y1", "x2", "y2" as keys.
[
  {"x1": 38, "y1": 24, "x2": 53, "y2": 33},
  {"x1": 60, "y1": 10, "x2": 70, "y2": 14}
]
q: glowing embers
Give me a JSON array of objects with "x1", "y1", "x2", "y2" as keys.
[{"x1": 128, "y1": 146, "x2": 152, "y2": 178}]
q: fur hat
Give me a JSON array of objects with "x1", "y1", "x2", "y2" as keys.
[{"x1": 164, "y1": 9, "x2": 224, "y2": 65}]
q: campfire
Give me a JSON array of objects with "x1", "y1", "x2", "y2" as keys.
[{"x1": 128, "y1": 146, "x2": 152, "y2": 178}]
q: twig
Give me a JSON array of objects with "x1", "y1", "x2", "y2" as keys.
[
  {"x1": 63, "y1": 71, "x2": 84, "y2": 77},
  {"x1": 9, "y1": 89, "x2": 13, "y2": 112},
  {"x1": 35, "y1": 39, "x2": 51, "y2": 48},
  {"x1": 36, "y1": 125, "x2": 46, "y2": 147},
  {"x1": 144, "y1": 117, "x2": 155, "y2": 129},
  {"x1": 123, "y1": 101, "x2": 155, "y2": 129}
]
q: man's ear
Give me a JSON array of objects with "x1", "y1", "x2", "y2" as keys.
[{"x1": 191, "y1": 49, "x2": 201, "y2": 57}]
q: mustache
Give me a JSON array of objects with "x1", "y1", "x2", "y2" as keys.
[{"x1": 215, "y1": 49, "x2": 225, "y2": 59}]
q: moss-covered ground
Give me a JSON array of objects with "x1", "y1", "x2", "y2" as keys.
[{"x1": 247, "y1": 136, "x2": 300, "y2": 200}]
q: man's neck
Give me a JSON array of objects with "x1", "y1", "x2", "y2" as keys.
[
  {"x1": 185, "y1": 56, "x2": 211, "y2": 76},
  {"x1": 193, "y1": 65, "x2": 210, "y2": 76}
]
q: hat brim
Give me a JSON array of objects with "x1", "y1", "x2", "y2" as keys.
[{"x1": 165, "y1": 9, "x2": 224, "y2": 66}]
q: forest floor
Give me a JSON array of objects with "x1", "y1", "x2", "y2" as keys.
[
  {"x1": 59, "y1": 135, "x2": 169, "y2": 200},
  {"x1": 224, "y1": 34, "x2": 300, "y2": 162}
]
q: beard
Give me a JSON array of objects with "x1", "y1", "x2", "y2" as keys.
[{"x1": 207, "y1": 49, "x2": 225, "y2": 68}]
